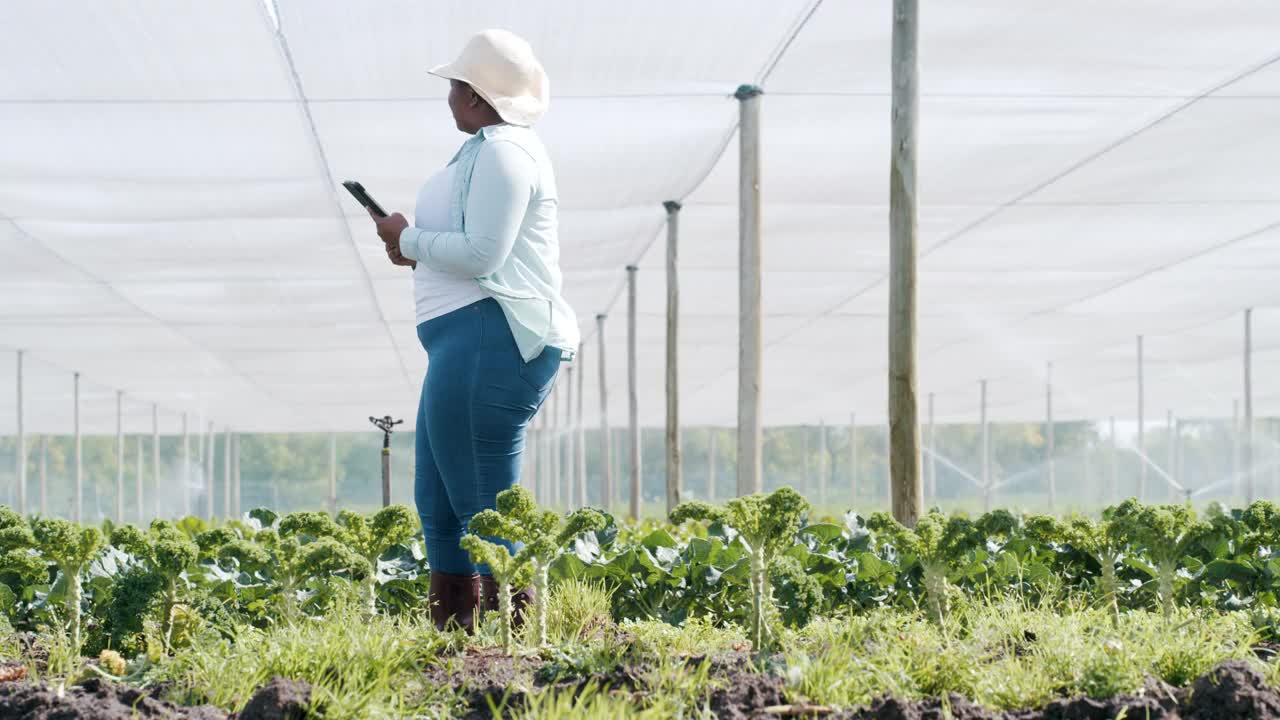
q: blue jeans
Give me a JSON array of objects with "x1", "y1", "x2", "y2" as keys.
[{"x1": 415, "y1": 298, "x2": 560, "y2": 575}]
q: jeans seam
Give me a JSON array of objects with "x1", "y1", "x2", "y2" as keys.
[{"x1": 465, "y1": 303, "x2": 486, "y2": 566}]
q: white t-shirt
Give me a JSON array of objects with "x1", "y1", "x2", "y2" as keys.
[{"x1": 412, "y1": 163, "x2": 487, "y2": 324}]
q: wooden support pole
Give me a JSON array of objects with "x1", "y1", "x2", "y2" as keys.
[
  {"x1": 1046, "y1": 363, "x2": 1055, "y2": 511},
  {"x1": 1245, "y1": 308, "x2": 1255, "y2": 503},
  {"x1": 1137, "y1": 335, "x2": 1146, "y2": 502},
  {"x1": 15, "y1": 351, "x2": 24, "y2": 514},
  {"x1": 626, "y1": 265, "x2": 641, "y2": 519},
  {"x1": 664, "y1": 200, "x2": 683, "y2": 515},
  {"x1": 596, "y1": 314, "x2": 613, "y2": 514},
  {"x1": 115, "y1": 391, "x2": 124, "y2": 524},
  {"x1": 735, "y1": 84, "x2": 764, "y2": 497},
  {"x1": 73, "y1": 372, "x2": 82, "y2": 523},
  {"x1": 888, "y1": 0, "x2": 923, "y2": 526}
]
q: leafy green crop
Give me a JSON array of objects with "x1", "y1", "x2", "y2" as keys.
[
  {"x1": 464, "y1": 487, "x2": 606, "y2": 653},
  {"x1": 218, "y1": 513, "x2": 370, "y2": 619},
  {"x1": 29, "y1": 517, "x2": 104, "y2": 651},
  {"x1": 1110, "y1": 499, "x2": 1209, "y2": 619},
  {"x1": 670, "y1": 487, "x2": 812, "y2": 651},
  {"x1": 109, "y1": 520, "x2": 200, "y2": 651},
  {"x1": 866, "y1": 510, "x2": 982, "y2": 626}
]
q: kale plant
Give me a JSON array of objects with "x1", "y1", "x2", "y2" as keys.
[
  {"x1": 670, "y1": 486, "x2": 810, "y2": 651},
  {"x1": 463, "y1": 486, "x2": 606, "y2": 652}
]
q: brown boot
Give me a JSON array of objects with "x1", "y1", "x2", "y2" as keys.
[
  {"x1": 428, "y1": 570, "x2": 480, "y2": 633},
  {"x1": 480, "y1": 576, "x2": 535, "y2": 628}
]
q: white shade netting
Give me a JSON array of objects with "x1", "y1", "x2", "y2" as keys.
[{"x1": 1, "y1": 0, "x2": 1279, "y2": 439}]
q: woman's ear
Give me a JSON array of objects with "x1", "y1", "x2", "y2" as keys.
[{"x1": 467, "y1": 87, "x2": 484, "y2": 108}]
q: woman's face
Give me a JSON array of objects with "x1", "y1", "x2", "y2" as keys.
[{"x1": 447, "y1": 80, "x2": 476, "y2": 134}]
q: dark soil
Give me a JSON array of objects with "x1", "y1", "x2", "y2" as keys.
[
  {"x1": 835, "y1": 661, "x2": 1280, "y2": 720},
  {"x1": 235, "y1": 678, "x2": 311, "y2": 720},
  {"x1": 0, "y1": 677, "x2": 226, "y2": 719},
  {"x1": 421, "y1": 647, "x2": 790, "y2": 719}
]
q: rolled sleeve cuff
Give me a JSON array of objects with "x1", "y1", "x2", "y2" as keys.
[{"x1": 399, "y1": 227, "x2": 423, "y2": 262}]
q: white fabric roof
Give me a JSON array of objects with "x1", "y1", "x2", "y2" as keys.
[{"x1": 2, "y1": 1, "x2": 1279, "y2": 434}]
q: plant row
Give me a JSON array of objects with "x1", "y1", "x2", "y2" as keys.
[{"x1": 3, "y1": 490, "x2": 1280, "y2": 659}]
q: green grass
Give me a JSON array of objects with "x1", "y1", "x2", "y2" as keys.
[
  {"x1": 784, "y1": 597, "x2": 1262, "y2": 711},
  {"x1": 8, "y1": 580, "x2": 1273, "y2": 718}
]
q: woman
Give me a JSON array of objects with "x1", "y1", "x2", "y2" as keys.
[{"x1": 371, "y1": 29, "x2": 577, "y2": 631}]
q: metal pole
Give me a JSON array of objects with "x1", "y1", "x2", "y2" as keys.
[
  {"x1": 205, "y1": 422, "x2": 214, "y2": 520},
  {"x1": 39, "y1": 435, "x2": 47, "y2": 517},
  {"x1": 664, "y1": 201, "x2": 683, "y2": 515},
  {"x1": 152, "y1": 404, "x2": 160, "y2": 520},
  {"x1": 196, "y1": 422, "x2": 205, "y2": 516},
  {"x1": 1166, "y1": 411, "x2": 1176, "y2": 502},
  {"x1": 801, "y1": 426, "x2": 811, "y2": 498},
  {"x1": 927, "y1": 393, "x2": 936, "y2": 505},
  {"x1": 1233, "y1": 399, "x2": 1241, "y2": 501},
  {"x1": 626, "y1": 264, "x2": 641, "y2": 519},
  {"x1": 819, "y1": 419, "x2": 828, "y2": 506},
  {"x1": 735, "y1": 84, "x2": 764, "y2": 497},
  {"x1": 1175, "y1": 418, "x2": 1184, "y2": 495},
  {"x1": 1046, "y1": 363, "x2": 1055, "y2": 512},
  {"x1": 550, "y1": 386, "x2": 561, "y2": 509},
  {"x1": 223, "y1": 427, "x2": 231, "y2": 517},
  {"x1": 596, "y1": 314, "x2": 613, "y2": 514},
  {"x1": 181, "y1": 414, "x2": 190, "y2": 518},
  {"x1": 1108, "y1": 416, "x2": 1118, "y2": 504},
  {"x1": 888, "y1": 0, "x2": 923, "y2": 526},
  {"x1": 15, "y1": 351, "x2": 24, "y2": 514},
  {"x1": 849, "y1": 414, "x2": 858, "y2": 504},
  {"x1": 73, "y1": 372, "x2": 82, "y2": 523},
  {"x1": 564, "y1": 368, "x2": 575, "y2": 508},
  {"x1": 1245, "y1": 308, "x2": 1255, "y2": 503},
  {"x1": 576, "y1": 348, "x2": 586, "y2": 504},
  {"x1": 380, "y1": 426, "x2": 391, "y2": 509},
  {"x1": 115, "y1": 391, "x2": 124, "y2": 524},
  {"x1": 707, "y1": 429, "x2": 718, "y2": 502},
  {"x1": 136, "y1": 435, "x2": 143, "y2": 523},
  {"x1": 1137, "y1": 335, "x2": 1145, "y2": 502},
  {"x1": 232, "y1": 432, "x2": 240, "y2": 518},
  {"x1": 329, "y1": 432, "x2": 337, "y2": 515},
  {"x1": 980, "y1": 379, "x2": 990, "y2": 512}
]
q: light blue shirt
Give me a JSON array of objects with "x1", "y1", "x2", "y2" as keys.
[{"x1": 399, "y1": 124, "x2": 579, "y2": 362}]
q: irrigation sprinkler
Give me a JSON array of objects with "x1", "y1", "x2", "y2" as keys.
[{"x1": 369, "y1": 415, "x2": 403, "y2": 507}]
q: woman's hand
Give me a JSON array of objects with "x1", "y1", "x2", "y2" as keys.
[{"x1": 369, "y1": 208, "x2": 414, "y2": 268}]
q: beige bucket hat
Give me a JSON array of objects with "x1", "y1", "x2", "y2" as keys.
[{"x1": 429, "y1": 29, "x2": 549, "y2": 127}]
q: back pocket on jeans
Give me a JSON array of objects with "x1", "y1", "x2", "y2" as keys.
[{"x1": 517, "y1": 348, "x2": 561, "y2": 394}]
